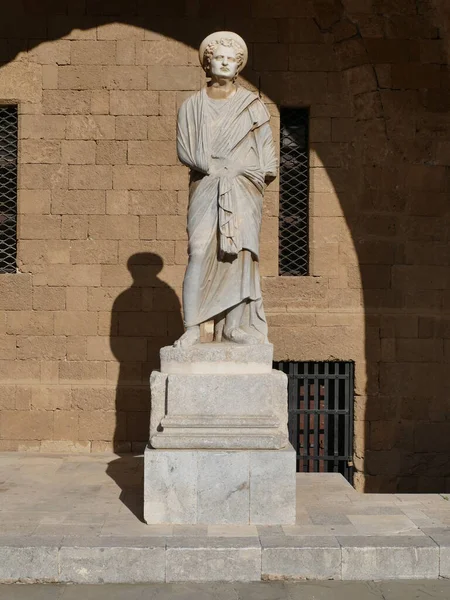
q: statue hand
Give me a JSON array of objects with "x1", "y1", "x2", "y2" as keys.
[{"x1": 209, "y1": 164, "x2": 244, "y2": 179}]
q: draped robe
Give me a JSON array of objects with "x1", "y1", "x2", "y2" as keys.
[{"x1": 177, "y1": 87, "x2": 277, "y2": 341}]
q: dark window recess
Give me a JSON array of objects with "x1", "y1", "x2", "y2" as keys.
[
  {"x1": 0, "y1": 105, "x2": 18, "y2": 274},
  {"x1": 279, "y1": 107, "x2": 309, "y2": 276},
  {"x1": 274, "y1": 361, "x2": 354, "y2": 484}
]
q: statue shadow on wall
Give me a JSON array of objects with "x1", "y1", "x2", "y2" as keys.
[{"x1": 106, "y1": 252, "x2": 183, "y2": 521}]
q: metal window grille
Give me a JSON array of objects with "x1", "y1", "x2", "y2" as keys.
[
  {"x1": 279, "y1": 107, "x2": 309, "y2": 276},
  {"x1": 274, "y1": 361, "x2": 354, "y2": 484},
  {"x1": 0, "y1": 105, "x2": 18, "y2": 273}
]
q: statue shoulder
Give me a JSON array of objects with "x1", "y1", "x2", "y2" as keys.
[
  {"x1": 248, "y1": 96, "x2": 271, "y2": 127},
  {"x1": 179, "y1": 90, "x2": 202, "y2": 114},
  {"x1": 239, "y1": 87, "x2": 258, "y2": 100}
]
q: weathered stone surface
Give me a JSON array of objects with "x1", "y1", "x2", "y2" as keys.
[
  {"x1": 152, "y1": 429, "x2": 284, "y2": 450},
  {"x1": 0, "y1": 62, "x2": 41, "y2": 103},
  {"x1": 262, "y1": 536, "x2": 341, "y2": 580},
  {"x1": 423, "y1": 528, "x2": 450, "y2": 578},
  {"x1": 165, "y1": 372, "x2": 281, "y2": 417},
  {"x1": 166, "y1": 538, "x2": 261, "y2": 582},
  {"x1": 340, "y1": 536, "x2": 439, "y2": 580},
  {"x1": 250, "y1": 447, "x2": 296, "y2": 524},
  {"x1": 149, "y1": 371, "x2": 167, "y2": 449},
  {"x1": 0, "y1": 544, "x2": 59, "y2": 582},
  {"x1": 144, "y1": 449, "x2": 198, "y2": 524},
  {"x1": 150, "y1": 347, "x2": 288, "y2": 450},
  {"x1": 197, "y1": 452, "x2": 249, "y2": 524},
  {"x1": 59, "y1": 544, "x2": 165, "y2": 583},
  {"x1": 144, "y1": 446, "x2": 296, "y2": 525},
  {"x1": 161, "y1": 343, "x2": 273, "y2": 374},
  {"x1": 440, "y1": 547, "x2": 450, "y2": 578}
]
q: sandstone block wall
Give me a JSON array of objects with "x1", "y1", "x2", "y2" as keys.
[{"x1": 0, "y1": 0, "x2": 448, "y2": 492}]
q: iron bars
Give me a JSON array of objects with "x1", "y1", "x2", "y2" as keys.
[
  {"x1": 0, "y1": 105, "x2": 18, "y2": 273},
  {"x1": 274, "y1": 361, "x2": 354, "y2": 484},
  {"x1": 278, "y1": 107, "x2": 309, "y2": 276}
]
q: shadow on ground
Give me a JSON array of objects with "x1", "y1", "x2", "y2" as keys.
[{"x1": 106, "y1": 454, "x2": 145, "y2": 522}]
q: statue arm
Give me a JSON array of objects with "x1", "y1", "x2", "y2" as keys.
[
  {"x1": 176, "y1": 99, "x2": 210, "y2": 175},
  {"x1": 260, "y1": 122, "x2": 278, "y2": 182},
  {"x1": 176, "y1": 103, "x2": 194, "y2": 169},
  {"x1": 250, "y1": 99, "x2": 277, "y2": 182}
]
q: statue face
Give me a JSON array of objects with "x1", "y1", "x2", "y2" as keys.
[{"x1": 209, "y1": 44, "x2": 239, "y2": 80}]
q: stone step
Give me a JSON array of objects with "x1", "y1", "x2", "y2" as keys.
[
  {"x1": 0, "y1": 533, "x2": 443, "y2": 584},
  {"x1": 1, "y1": 452, "x2": 449, "y2": 585}
]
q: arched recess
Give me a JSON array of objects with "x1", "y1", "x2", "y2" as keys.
[{"x1": 0, "y1": 0, "x2": 449, "y2": 492}]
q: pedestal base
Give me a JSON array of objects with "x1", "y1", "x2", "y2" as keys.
[
  {"x1": 150, "y1": 369, "x2": 288, "y2": 449},
  {"x1": 150, "y1": 352, "x2": 289, "y2": 450},
  {"x1": 144, "y1": 445, "x2": 296, "y2": 525}
]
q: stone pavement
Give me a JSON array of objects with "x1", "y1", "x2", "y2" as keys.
[
  {"x1": 1, "y1": 453, "x2": 450, "y2": 583},
  {"x1": 1, "y1": 581, "x2": 450, "y2": 599}
]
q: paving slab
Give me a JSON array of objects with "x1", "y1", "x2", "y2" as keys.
[
  {"x1": 1, "y1": 581, "x2": 450, "y2": 599},
  {"x1": 0, "y1": 453, "x2": 449, "y2": 582},
  {"x1": 346, "y1": 514, "x2": 423, "y2": 536},
  {"x1": 4, "y1": 582, "x2": 450, "y2": 600},
  {"x1": 376, "y1": 581, "x2": 450, "y2": 600},
  {"x1": 285, "y1": 581, "x2": 383, "y2": 599},
  {"x1": 60, "y1": 585, "x2": 157, "y2": 600},
  {"x1": 0, "y1": 586, "x2": 66, "y2": 600}
]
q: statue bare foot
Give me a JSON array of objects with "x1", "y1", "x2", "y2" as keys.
[
  {"x1": 173, "y1": 326, "x2": 200, "y2": 349},
  {"x1": 241, "y1": 324, "x2": 266, "y2": 344},
  {"x1": 223, "y1": 327, "x2": 259, "y2": 345}
]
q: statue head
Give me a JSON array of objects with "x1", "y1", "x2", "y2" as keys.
[{"x1": 199, "y1": 31, "x2": 248, "y2": 81}]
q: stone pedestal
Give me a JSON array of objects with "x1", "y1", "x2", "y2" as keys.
[
  {"x1": 144, "y1": 343, "x2": 296, "y2": 524},
  {"x1": 144, "y1": 446, "x2": 296, "y2": 525}
]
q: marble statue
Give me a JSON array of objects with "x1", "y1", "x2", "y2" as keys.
[
  {"x1": 174, "y1": 31, "x2": 277, "y2": 349},
  {"x1": 145, "y1": 39, "x2": 295, "y2": 523}
]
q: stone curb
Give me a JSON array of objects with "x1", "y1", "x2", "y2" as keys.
[{"x1": 0, "y1": 533, "x2": 444, "y2": 583}]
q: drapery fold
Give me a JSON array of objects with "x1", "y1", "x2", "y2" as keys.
[{"x1": 177, "y1": 87, "x2": 277, "y2": 339}]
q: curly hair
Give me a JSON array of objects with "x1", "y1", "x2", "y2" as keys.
[{"x1": 202, "y1": 38, "x2": 245, "y2": 79}]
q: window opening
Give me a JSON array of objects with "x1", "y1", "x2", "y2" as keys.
[
  {"x1": 279, "y1": 107, "x2": 309, "y2": 276},
  {"x1": 0, "y1": 105, "x2": 18, "y2": 274}
]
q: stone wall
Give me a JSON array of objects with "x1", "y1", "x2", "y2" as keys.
[{"x1": 0, "y1": 0, "x2": 448, "y2": 492}]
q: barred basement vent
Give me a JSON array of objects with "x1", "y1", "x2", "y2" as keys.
[
  {"x1": 0, "y1": 105, "x2": 18, "y2": 274},
  {"x1": 274, "y1": 361, "x2": 354, "y2": 484}
]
